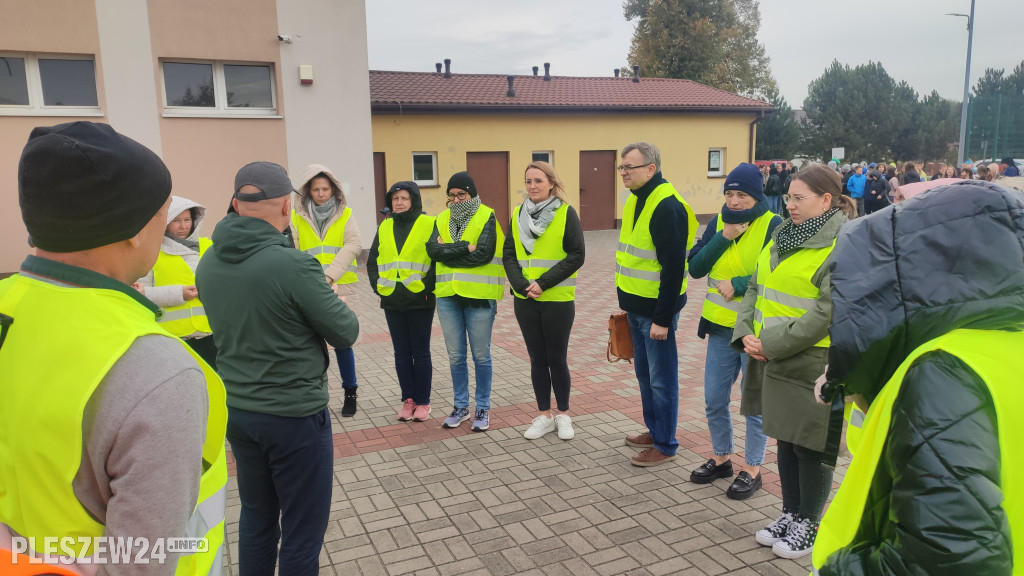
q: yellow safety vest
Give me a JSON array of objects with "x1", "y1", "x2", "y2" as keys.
[
  {"x1": 435, "y1": 206, "x2": 506, "y2": 300},
  {"x1": 510, "y1": 203, "x2": 576, "y2": 302},
  {"x1": 292, "y1": 206, "x2": 358, "y2": 284},
  {"x1": 0, "y1": 274, "x2": 228, "y2": 575},
  {"x1": 152, "y1": 237, "x2": 213, "y2": 338},
  {"x1": 813, "y1": 329, "x2": 1024, "y2": 574},
  {"x1": 700, "y1": 211, "x2": 775, "y2": 328},
  {"x1": 376, "y1": 214, "x2": 435, "y2": 296},
  {"x1": 616, "y1": 182, "x2": 698, "y2": 299},
  {"x1": 751, "y1": 239, "x2": 835, "y2": 348},
  {"x1": 843, "y1": 401, "x2": 866, "y2": 455}
]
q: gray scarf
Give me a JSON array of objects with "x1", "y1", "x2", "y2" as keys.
[
  {"x1": 311, "y1": 196, "x2": 338, "y2": 237},
  {"x1": 165, "y1": 233, "x2": 199, "y2": 251},
  {"x1": 517, "y1": 196, "x2": 562, "y2": 254},
  {"x1": 448, "y1": 196, "x2": 481, "y2": 240}
]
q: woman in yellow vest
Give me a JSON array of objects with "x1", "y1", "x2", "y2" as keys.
[
  {"x1": 426, "y1": 171, "x2": 505, "y2": 433},
  {"x1": 811, "y1": 180, "x2": 1023, "y2": 575},
  {"x1": 732, "y1": 164, "x2": 855, "y2": 559},
  {"x1": 367, "y1": 181, "x2": 437, "y2": 423},
  {"x1": 503, "y1": 161, "x2": 585, "y2": 441},
  {"x1": 686, "y1": 163, "x2": 782, "y2": 499},
  {"x1": 136, "y1": 195, "x2": 218, "y2": 368},
  {"x1": 293, "y1": 164, "x2": 363, "y2": 417}
]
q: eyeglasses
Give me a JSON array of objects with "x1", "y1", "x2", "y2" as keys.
[
  {"x1": 617, "y1": 163, "x2": 653, "y2": 172},
  {"x1": 446, "y1": 192, "x2": 469, "y2": 200},
  {"x1": 782, "y1": 194, "x2": 815, "y2": 205},
  {"x1": 524, "y1": 178, "x2": 549, "y2": 185}
]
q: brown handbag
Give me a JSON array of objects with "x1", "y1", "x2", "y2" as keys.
[{"x1": 607, "y1": 312, "x2": 633, "y2": 363}]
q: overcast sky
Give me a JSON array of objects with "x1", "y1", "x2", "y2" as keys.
[{"x1": 366, "y1": 0, "x2": 1023, "y2": 107}]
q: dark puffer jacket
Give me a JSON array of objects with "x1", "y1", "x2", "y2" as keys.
[
  {"x1": 367, "y1": 181, "x2": 436, "y2": 310},
  {"x1": 818, "y1": 181, "x2": 1024, "y2": 575}
]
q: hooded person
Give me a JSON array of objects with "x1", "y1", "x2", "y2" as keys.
[
  {"x1": 765, "y1": 163, "x2": 783, "y2": 215},
  {"x1": 291, "y1": 163, "x2": 363, "y2": 416},
  {"x1": 686, "y1": 162, "x2": 783, "y2": 499},
  {"x1": 367, "y1": 181, "x2": 437, "y2": 422},
  {"x1": 811, "y1": 180, "x2": 1024, "y2": 575},
  {"x1": 135, "y1": 195, "x2": 218, "y2": 367},
  {"x1": 1000, "y1": 156, "x2": 1020, "y2": 177},
  {"x1": 425, "y1": 171, "x2": 506, "y2": 432}
]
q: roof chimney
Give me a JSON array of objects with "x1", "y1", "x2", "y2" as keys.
[
  {"x1": 632, "y1": 65, "x2": 640, "y2": 83},
  {"x1": 614, "y1": 68, "x2": 620, "y2": 78},
  {"x1": 543, "y1": 62, "x2": 551, "y2": 81},
  {"x1": 506, "y1": 76, "x2": 516, "y2": 97},
  {"x1": 435, "y1": 62, "x2": 442, "y2": 74},
  {"x1": 532, "y1": 66, "x2": 539, "y2": 76},
  {"x1": 444, "y1": 58, "x2": 451, "y2": 79}
]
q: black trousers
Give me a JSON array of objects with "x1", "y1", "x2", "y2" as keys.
[
  {"x1": 186, "y1": 334, "x2": 218, "y2": 370},
  {"x1": 777, "y1": 440, "x2": 834, "y2": 522},
  {"x1": 513, "y1": 298, "x2": 574, "y2": 412}
]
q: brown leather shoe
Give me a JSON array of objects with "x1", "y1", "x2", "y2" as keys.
[
  {"x1": 630, "y1": 447, "x2": 677, "y2": 467},
  {"x1": 624, "y1": 431, "x2": 654, "y2": 448}
]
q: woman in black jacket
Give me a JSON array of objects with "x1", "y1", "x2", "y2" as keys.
[{"x1": 368, "y1": 182, "x2": 436, "y2": 422}]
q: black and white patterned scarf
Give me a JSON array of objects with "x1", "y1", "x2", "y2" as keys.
[
  {"x1": 448, "y1": 196, "x2": 481, "y2": 241},
  {"x1": 775, "y1": 208, "x2": 839, "y2": 257}
]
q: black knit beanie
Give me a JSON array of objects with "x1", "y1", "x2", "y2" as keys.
[
  {"x1": 723, "y1": 163, "x2": 767, "y2": 203},
  {"x1": 446, "y1": 171, "x2": 477, "y2": 197},
  {"x1": 19, "y1": 121, "x2": 172, "y2": 252}
]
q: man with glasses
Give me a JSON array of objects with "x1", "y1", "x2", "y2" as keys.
[{"x1": 617, "y1": 142, "x2": 697, "y2": 466}]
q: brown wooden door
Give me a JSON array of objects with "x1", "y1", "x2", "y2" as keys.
[
  {"x1": 579, "y1": 150, "x2": 617, "y2": 230},
  {"x1": 465, "y1": 152, "x2": 510, "y2": 233},
  {"x1": 373, "y1": 152, "x2": 387, "y2": 225}
]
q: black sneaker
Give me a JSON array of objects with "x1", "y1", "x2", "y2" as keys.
[
  {"x1": 756, "y1": 511, "x2": 795, "y2": 546},
  {"x1": 726, "y1": 471, "x2": 762, "y2": 500},
  {"x1": 772, "y1": 516, "x2": 818, "y2": 559},
  {"x1": 689, "y1": 458, "x2": 733, "y2": 484},
  {"x1": 341, "y1": 390, "x2": 358, "y2": 417}
]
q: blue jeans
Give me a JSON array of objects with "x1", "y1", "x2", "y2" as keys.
[
  {"x1": 703, "y1": 330, "x2": 767, "y2": 466},
  {"x1": 436, "y1": 297, "x2": 496, "y2": 411},
  {"x1": 226, "y1": 406, "x2": 333, "y2": 576},
  {"x1": 628, "y1": 312, "x2": 679, "y2": 456},
  {"x1": 766, "y1": 195, "x2": 783, "y2": 215},
  {"x1": 385, "y1": 307, "x2": 434, "y2": 405},
  {"x1": 333, "y1": 347, "x2": 357, "y2": 390}
]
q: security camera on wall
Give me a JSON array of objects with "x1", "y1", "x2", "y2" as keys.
[{"x1": 277, "y1": 34, "x2": 293, "y2": 44}]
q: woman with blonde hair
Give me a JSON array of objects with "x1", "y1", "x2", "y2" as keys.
[{"x1": 504, "y1": 161, "x2": 585, "y2": 441}]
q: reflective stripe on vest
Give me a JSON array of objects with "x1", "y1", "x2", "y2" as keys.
[
  {"x1": 700, "y1": 211, "x2": 775, "y2": 328},
  {"x1": 751, "y1": 239, "x2": 835, "y2": 348},
  {"x1": 376, "y1": 215, "x2": 435, "y2": 296},
  {"x1": 615, "y1": 182, "x2": 698, "y2": 299},
  {"x1": 292, "y1": 206, "x2": 358, "y2": 284},
  {"x1": 813, "y1": 329, "x2": 1024, "y2": 574},
  {"x1": 152, "y1": 237, "x2": 213, "y2": 338},
  {"x1": 435, "y1": 206, "x2": 506, "y2": 300},
  {"x1": 0, "y1": 274, "x2": 228, "y2": 575},
  {"x1": 843, "y1": 401, "x2": 866, "y2": 455},
  {"x1": 511, "y1": 203, "x2": 576, "y2": 302}
]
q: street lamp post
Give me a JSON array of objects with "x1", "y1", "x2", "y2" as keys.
[{"x1": 948, "y1": 1, "x2": 976, "y2": 167}]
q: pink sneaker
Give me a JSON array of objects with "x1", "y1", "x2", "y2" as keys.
[
  {"x1": 397, "y1": 399, "x2": 416, "y2": 421},
  {"x1": 412, "y1": 404, "x2": 431, "y2": 422}
]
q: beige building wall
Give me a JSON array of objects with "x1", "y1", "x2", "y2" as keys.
[
  {"x1": 371, "y1": 113, "x2": 757, "y2": 220},
  {"x1": 0, "y1": 0, "x2": 105, "y2": 272}
]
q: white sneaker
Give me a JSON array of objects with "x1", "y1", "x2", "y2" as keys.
[
  {"x1": 523, "y1": 415, "x2": 555, "y2": 440},
  {"x1": 554, "y1": 414, "x2": 575, "y2": 440}
]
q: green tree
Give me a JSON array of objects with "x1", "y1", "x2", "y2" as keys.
[
  {"x1": 755, "y1": 85, "x2": 801, "y2": 159},
  {"x1": 623, "y1": 0, "x2": 776, "y2": 99},
  {"x1": 967, "y1": 60, "x2": 1024, "y2": 160}
]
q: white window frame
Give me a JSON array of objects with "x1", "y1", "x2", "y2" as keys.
[
  {"x1": 708, "y1": 148, "x2": 725, "y2": 177},
  {"x1": 532, "y1": 151, "x2": 553, "y2": 165},
  {"x1": 411, "y1": 152, "x2": 438, "y2": 187},
  {"x1": 0, "y1": 53, "x2": 102, "y2": 117},
  {"x1": 160, "y1": 59, "x2": 279, "y2": 118}
]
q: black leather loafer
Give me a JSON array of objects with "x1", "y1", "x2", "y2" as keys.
[
  {"x1": 726, "y1": 471, "x2": 762, "y2": 500},
  {"x1": 690, "y1": 458, "x2": 734, "y2": 484}
]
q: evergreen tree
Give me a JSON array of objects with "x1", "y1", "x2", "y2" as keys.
[{"x1": 756, "y1": 85, "x2": 801, "y2": 160}]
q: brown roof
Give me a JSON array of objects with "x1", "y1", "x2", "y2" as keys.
[{"x1": 370, "y1": 70, "x2": 772, "y2": 115}]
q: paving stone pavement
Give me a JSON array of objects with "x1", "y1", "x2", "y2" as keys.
[{"x1": 222, "y1": 228, "x2": 849, "y2": 575}]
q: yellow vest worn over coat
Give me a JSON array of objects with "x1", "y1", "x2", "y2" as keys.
[
  {"x1": 813, "y1": 329, "x2": 1024, "y2": 574},
  {"x1": 0, "y1": 274, "x2": 228, "y2": 575},
  {"x1": 700, "y1": 211, "x2": 775, "y2": 328},
  {"x1": 376, "y1": 214, "x2": 435, "y2": 296},
  {"x1": 616, "y1": 182, "x2": 698, "y2": 298},
  {"x1": 152, "y1": 237, "x2": 213, "y2": 338},
  {"x1": 435, "y1": 206, "x2": 506, "y2": 300},
  {"x1": 292, "y1": 206, "x2": 358, "y2": 284},
  {"x1": 510, "y1": 203, "x2": 576, "y2": 302},
  {"x1": 752, "y1": 238, "x2": 836, "y2": 348}
]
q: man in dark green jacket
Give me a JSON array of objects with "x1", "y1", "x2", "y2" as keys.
[{"x1": 196, "y1": 161, "x2": 359, "y2": 576}]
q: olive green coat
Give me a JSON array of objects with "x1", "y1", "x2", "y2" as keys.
[{"x1": 731, "y1": 210, "x2": 847, "y2": 452}]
